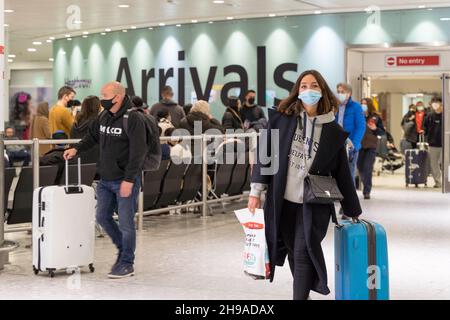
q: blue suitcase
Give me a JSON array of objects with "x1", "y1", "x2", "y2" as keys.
[{"x1": 334, "y1": 219, "x2": 389, "y2": 300}]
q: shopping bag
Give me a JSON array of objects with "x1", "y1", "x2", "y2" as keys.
[{"x1": 234, "y1": 208, "x2": 270, "y2": 280}]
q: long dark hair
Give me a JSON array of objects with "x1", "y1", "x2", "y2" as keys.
[
  {"x1": 278, "y1": 70, "x2": 338, "y2": 116},
  {"x1": 11, "y1": 92, "x2": 32, "y2": 121},
  {"x1": 76, "y1": 96, "x2": 101, "y2": 124}
]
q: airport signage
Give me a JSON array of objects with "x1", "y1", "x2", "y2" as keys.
[
  {"x1": 385, "y1": 55, "x2": 440, "y2": 67},
  {"x1": 115, "y1": 47, "x2": 298, "y2": 107}
]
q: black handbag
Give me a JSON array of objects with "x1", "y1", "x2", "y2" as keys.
[{"x1": 303, "y1": 174, "x2": 344, "y2": 204}]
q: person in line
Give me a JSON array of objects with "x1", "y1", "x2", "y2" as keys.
[
  {"x1": 179, "y1": 100, "x2": 224, "y2": 135},
  {"x1": 357, "y1": 98, "x2": 385, "y2": 200},
  {"x1": 424, "y1": 97, "x2": 443, "y2": 188},
  {"x1": 156, "y1": 109, "x2": 175, "y2": 137},
  {"x1": 248, "y1": 70, "x2": 361, "y2": 300},
  {"x1": 49, "y1": 86, "x2": 76, "y2": 137},
  {"x1": 183, "y1": 103, "x2": 193, "y2": 116},
  {"x1": 4, "y1": 127, "x2": 31, "y2": 167},
  {"x1": 30, "y1": 102, "x2": 52, "y2": 156},
  {"x1": 150, "y1": 85, "x2": 185, "y2": 128},
  {"x1": 240, "y1": 90, "x2": 267, "y2": 130},
  {"x1": 222, "y1": 96, "x2": 244, "y2": 130},
  {"x1": 10, "y1": 92, "x2": 33, "y2": 140},
  {"x1": 400, "y1": 104, "x2": 418, "y2": 152},
  {"x1": 71, "y1": 96, "x2": 102, "y2": 164},
  {"x1": 335, "y1": 83, "x2": 366, "y2": 183},
  {"x1": 64, "y1": 82, "x2": 147, "y2": 279},
  {"x1": 415, "y1": 101, "x2": 426, "y2": 137},
  {"x1": 164, "y1": 127, "x2": 193, "y2": 164},
  {"x1": 68, "y1": 99, "x2": 82, "y2": 118},
  {"x1": 132, "y1": 96, "x2": 149, "y2": 114}
]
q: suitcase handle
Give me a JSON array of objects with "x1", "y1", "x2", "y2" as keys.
[{"x1": 65, "y1": 158, "x2": 82, "y2": 188}]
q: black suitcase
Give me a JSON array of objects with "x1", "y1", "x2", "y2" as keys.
[{"x1": 405, "y1": 149, "x2": 429, "y2": 187}]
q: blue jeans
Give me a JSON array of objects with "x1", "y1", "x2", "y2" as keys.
[
  {"x1": 96, "y1": 178, "x2": 141, "y2": 266},
  {"x1": 348, "y1": 148, "x2": 359, "y2": 186},
  {"x1": 357, "y1": 148, "x2": 377, "y2": 195}
]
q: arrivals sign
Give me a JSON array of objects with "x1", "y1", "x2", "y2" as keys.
[{"x1": 385, "y1": 55, "x2": 440, "y2": 67}]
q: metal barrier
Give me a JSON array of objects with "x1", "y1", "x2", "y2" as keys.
[{"x1": 1, "y1": 132, "x2": 258, "y2": 234}]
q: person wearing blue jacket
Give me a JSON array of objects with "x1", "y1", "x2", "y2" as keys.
[{"x1": 335, "y1": 83, "x2": 366, "y2": 183}]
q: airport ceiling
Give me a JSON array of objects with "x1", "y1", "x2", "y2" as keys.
[{"x1": 5, "y1": 0, "x2": 450, "y2": 64}]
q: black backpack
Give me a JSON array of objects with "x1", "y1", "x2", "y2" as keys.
[{"x1": 123, "y1": 108, "x2": 162, "y2": 171}]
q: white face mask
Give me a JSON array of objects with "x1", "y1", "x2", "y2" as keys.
[{"x1": 432, "y1": 103, "x2": 441, "y2": 110}]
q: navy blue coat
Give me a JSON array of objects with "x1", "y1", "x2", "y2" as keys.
[{"x1": 252, "y1": 108, "x2": 362, "y2": 295}]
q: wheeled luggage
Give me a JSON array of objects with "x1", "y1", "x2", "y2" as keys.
[
  {"x1": 405, "y1": 149, "x2": 429, "y2": 187},
  {"x1": 335, "y1": 219, "x2": 389, "y2": 300},
  {"x1": 32, "y1": 159, "x2": 96, "y2": 277}
]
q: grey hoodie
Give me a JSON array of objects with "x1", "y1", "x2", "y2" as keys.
[{"x1": 250, "y1": 111, "x2": 335, "y2": 204}]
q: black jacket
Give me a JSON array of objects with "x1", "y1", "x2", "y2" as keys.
[
  {"x1": 401, "y1": 112, "x2": 418, "y2": 143},
  {"x1": 240, "y1": 104, "x2": 266, "y2": 124},
  {"x1": 75, "y1": 96, "x2": 147, "y2": 183},
  {"x1": 424, "y1": 112, "x2": 442, "y2": 147},
  {"x1": 71, "y1": 118, "x2": 100, "y2": 164},
  {"x1": 252, "y1": 108, "x2": 362, "y2": 295},
  {"x1": 179, "y1": 111, "x2": 224, "y2": 135},
  {"x1": 222, "y1": 107, "x2": 244, "y2": 130}
]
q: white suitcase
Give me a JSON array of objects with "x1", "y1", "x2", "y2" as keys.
[{"x1": 32, "y1": 159, "x2": 96, "y2": 277}]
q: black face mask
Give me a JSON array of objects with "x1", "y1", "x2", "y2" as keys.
[
  {"x1": 248, "y1": 98, "x2": 256, "y2": 105},
  {"x1": 101, "y1": 96, "x2": 116, "y2": 111}
]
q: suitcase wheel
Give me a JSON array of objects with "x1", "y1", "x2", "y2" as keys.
[
  {"x1": 33, "y1": 266, "x2": 39, "y2": 275},
  {"x1": 415, "y1": 184, "x2": 418, "y2": 188},
  {"x1": 89, "y1": 264, "x2": 95, "y2": 273},
  {"x1": 48, "y1": 270, "x2": 55, "y2": 278}
]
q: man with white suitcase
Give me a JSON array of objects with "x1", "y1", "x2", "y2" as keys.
[{"x1": 64, "y1": 82, "x2": 147, "y2": 279}]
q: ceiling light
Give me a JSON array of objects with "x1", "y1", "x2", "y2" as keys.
[
  {"x1": 4, "y1": 24, "x2": 9, "y2": 27},
  {"x1": 213, "y1": 0, "x2": 225, "y2": 3},
  {"x1": 122, "y1": 29, "x2": 128, "y2": 32},
  {"x1": 159, "y1": 23, "x2": 166, "y2": 26},
  {"x1": 176, "y1": 24, "x2": 181, "y2": 27},
  {"x1": 131, "y1": 26, "x2": 137, "y2": 29},
  {"x1": 83, "y1": 31, "x2": 89, "y2": 35},
  {"x1": 428, "y1": 8, "x2": 433, "y2": 11},
  {"x1": 314, "y1": 10, "x2": 322, "y2": 14},
  {"x1": 118, "y1": 4, "x2": 130, "y2": 8},
  {"x1": 65, "y1": 34, "x2": 71, "y2": 38},
  {"x1": 269, "y1": 13, "x2": 276, "y2": 17},
  {"x1": 46, "y1": 39, "x2": 52, "y2": 43},
  {"x1": 82, "y1": 35, "x2": 88, "y2": 38},
  {"x1": 32, "y1": 41, "x2": 42, "y2": 45},
  {"x1": 49, "y1": 37, "x2": 55, "y2": 40},
  {"x1": 74, "y1": 20, "x2": 83, "y2": 24},
  {"x1": 208, "y1": 21, "x2": 214, "y2": 24},
  {"x1": 27, "y1": 48, "x2": 37, "y2": 52},
  {"x1": 101, "y1": 32, "x2": 106, "y2": 35},
  {"x1": 440, "y1": 17, "x2": 450, "y2": 21},
  {"x1": 8, "y1": 54, "x2": 16, "y2": 58},
  {"x1": 8, "y1": 59, "x2": 13, "y2": 63},
  {"x1": 418, "y1": 5, "x2": 426, "y2": 9},
  {"x1": 226, "y1": 17, "x2": 234, "y2": 20},
  {"x1": 61, "y1": 51, "x2": 66, "y2": 55},
  {"x1": 4, "y1": 9, "x2": 14, "y2": 13},
  {"x1": 191, "y1": 20, "x2": 198, "y2": 23},
  {"x1": 49, "y1": 58, "x2": 54, "y2": 62},
  {"x1": 105, "y1": 28, "x2": 111, "y2": 32},
  {"x1": 148, "y1": 27, "x2": 154, "y2": 30},
  {"x1": 67, "y1": 38, "x2": 72, "y2": 41}
]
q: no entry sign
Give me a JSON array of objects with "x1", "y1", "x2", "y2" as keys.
[{"x1": 386, "y1": 55, "x2": 440, "y2": 67}]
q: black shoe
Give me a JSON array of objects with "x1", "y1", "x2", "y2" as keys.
[
  {"x1": 108, "y1": 264, "x2": 135, "y2": 279},
  {"x1": 364, "y1": 194, "x2": 371, "y2": 200},
  {"x1": 111, "y1": 252, "x2": 122, "y2": 273}
]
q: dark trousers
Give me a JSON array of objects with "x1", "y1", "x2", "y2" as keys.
[
  {"x1": 357, "y1": 148, "x2": 377, "y2": 195},
  {"x1": 280, "y1": 200, "x2": 315, "y2": 300}
]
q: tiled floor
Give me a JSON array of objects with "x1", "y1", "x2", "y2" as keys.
[{"x1": 1, "y1": 172, "x2": 450, "y2": 300}]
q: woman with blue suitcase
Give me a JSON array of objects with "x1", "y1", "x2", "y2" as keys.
[{"x1": 248, "y1": 70, "x2": 362, "y2": 300}]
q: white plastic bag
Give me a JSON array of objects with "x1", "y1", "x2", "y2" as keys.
[{"x1": 234, "y1": 208, "x2": 270, "y2": 280}]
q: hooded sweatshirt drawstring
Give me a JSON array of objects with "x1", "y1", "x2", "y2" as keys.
[{"x1": 302, "y1": 112, "x2": 318, "y2": 159}]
